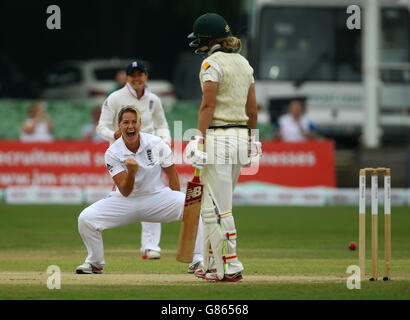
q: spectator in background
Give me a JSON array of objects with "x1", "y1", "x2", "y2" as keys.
[
  {"x1": 20, "y1": 101, "x2": 54, "y2": 142},
  {"x1": 273, "y1": 98, "x2": 318, "y2": 142},
  {"x1": 106, "y1": 70, "x2": 127, "y2": 97},
  {"x1": 82, "y1": 106, "x2": 105, "y2": 142}
]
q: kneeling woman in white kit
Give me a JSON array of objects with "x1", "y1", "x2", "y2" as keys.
[{"x1": 76, "y1": 106, "x2": 203, "y2": 274}]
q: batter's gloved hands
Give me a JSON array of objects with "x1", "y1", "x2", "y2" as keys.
[{"x1": 185, "y1": 136, "x2": 207, "y2": 170}]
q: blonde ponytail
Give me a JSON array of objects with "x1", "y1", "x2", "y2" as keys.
[{"x1": 217, "y1": 36, "x2": 242, "y2": 53}]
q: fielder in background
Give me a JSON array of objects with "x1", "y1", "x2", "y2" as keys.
[
  {"x1": 76, "y1": 106, "x2": 203, "y2": 274},
  {"x1": 106, "y1": 70, "x2": 127, "y2": 97},
  {"x1": 185, "y1": 13, "x2": 261, "y2": 282},
  {"x1": 96, "y1": 61, "x2": 170, "y2": 261}
]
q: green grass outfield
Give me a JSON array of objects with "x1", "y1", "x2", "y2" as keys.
[{"x1": 0, "y1": 204, "x2": 409, "y2": 300}]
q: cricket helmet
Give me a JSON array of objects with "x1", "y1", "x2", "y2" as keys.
[{"x1": 187, "y1": 13, "x2": 232, "y2": 55}]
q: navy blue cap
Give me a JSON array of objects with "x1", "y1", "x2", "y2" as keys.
[{"x1": 126, "y1": 61, "x2": 147, "y2": 75}]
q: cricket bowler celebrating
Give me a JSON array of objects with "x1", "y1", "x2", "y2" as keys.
[
  {"x1": 185, "y1": 13, "x2": 261, "y2": 282},
  {"x1": 96, "y1": 61, "x2": 168, "y2": 261},
  {"x1": 76, "y1": 106, "x2": 203, "y2": 274}
]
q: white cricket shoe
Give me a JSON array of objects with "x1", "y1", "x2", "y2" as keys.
[
  {"x1": 205, "y1": 271, "x2": 243, "y2": 282},
  {"x1": 142, "y1": 250, "x2": 161, "y2": 260},
  {"x1": 188, "y1": 261, "x2": 203, "y2": 274},
  {"x1": 75, "y1": 263, "x2": 104, "y2": 274},
  {"x1": 194, "y1": 268, "x2": 216, "y2": 279}
]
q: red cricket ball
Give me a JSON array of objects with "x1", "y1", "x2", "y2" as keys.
[{"x1": 348, "y1": 241, "x2": 357, "y2": 251}]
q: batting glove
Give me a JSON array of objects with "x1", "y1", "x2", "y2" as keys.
[{"x1": 185, "y1": 136, "x2": 207, "y2": 170}]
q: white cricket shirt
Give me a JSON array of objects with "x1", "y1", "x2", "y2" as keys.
[
  {"x1": 20, "y1": 120, "x2": 53, "y2": 142},
  {"x1": 105, "y1": 132, "x2": 174, "y2": 196}
]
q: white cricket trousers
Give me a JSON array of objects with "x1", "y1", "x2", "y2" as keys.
[
  {"x1": 140, "y1": 222, "x2": 161, "y2": 253},
  {"x1": 78, "y1": 187, "x2": 203, "y2": 267},
  {"x1": 201, "y1": 127, "x2": 248, "y2": 275}
]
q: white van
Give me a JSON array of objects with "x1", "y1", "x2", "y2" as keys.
[{"x1": 40, "y1": 58, "x2": 176, "y2": 107}]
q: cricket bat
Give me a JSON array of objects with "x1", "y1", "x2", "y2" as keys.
[{"x1": 176, "y1": 141, "x2": 204, "y2": 263}]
